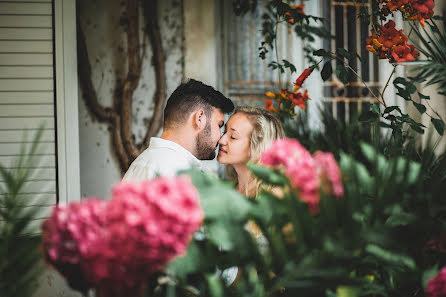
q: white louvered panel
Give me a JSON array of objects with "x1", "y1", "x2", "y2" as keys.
[
  {"x1": 27, "y1": 216, "x2": 52, "y2": 234},
  {"x1": 0, "y1": 0, "x2": 51, "y2": 2},
  {"x1": 0, "y1": 28, "x2": 52, "y2": 40},
  {"x1": 0, "y1": 92, "x2": 54, "y2": 104},
  {"x1": 0, "y1": 66, "x2": 53, "y2": 78},
  {"x1": 0, "y1": 79, "x2": 53, "y2": 91},
  {"x1": 0, "y1": 104, "x2": 54, "y2": 117},
  {"x1": 0, "y1": 168, "x2": 56, "y2": 181},
  {"x1": 0, "y1": 180, "x2": 56, "y2": 194},
  {"x1": 0, "y1": 3, "x2": 52, "y2": 15},
  {"x1": 0, "y1": 192, "x2": 56, "y2": 205},
  {"x1": 0, "y1": 208, "x2": 54, "y2": 234},
  {"x1": 0, "y1": 15, "x2": 52, "y2": 28},
  {"x1": 0, "y1": 0, "x2": 57, "y2": 225},
  {"x1": 0, "y1": 117, "x2": 55, "y2": 130},
  {"x1": 0, "y1": 54, "x2": 52, "y2": 66},
  {"x1": 0, "y1": 129, "x2": 55, "y2": 143},
  {"x1": 0, "y1": 154, "x2": 55, "y2": 168},
  {"x1": 0, "y1": 41, "x2": 52, "y2": 53},
  {"x1": 0, "y1": 142, "x2": 55, "y2": 155}
]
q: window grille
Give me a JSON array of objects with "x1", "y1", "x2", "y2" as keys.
[
  {"x1": 219, "y1": 0, "x2": 380, "y2": 119},
  {"x1": 220, "y1": 0, "x2": 300, "y2": 105},
  {"x1": 323, "y1": 0, "x2": 380, "y2": 122}
]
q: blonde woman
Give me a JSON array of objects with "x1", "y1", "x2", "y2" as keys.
[
  {"x1": 217, "y1": 106, "x2": 284, "y2": 285},
  {"x1": 217, "y1": 106, "x2": 285, "y2": 197}
]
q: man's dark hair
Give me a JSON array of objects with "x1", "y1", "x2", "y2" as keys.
[{"x1": 163, "y1": 79, "x2": 234, "y2": 128}]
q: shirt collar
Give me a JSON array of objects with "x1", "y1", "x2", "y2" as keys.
[{"x1": 149, "y1": 137, "x2": 201, "y2": 167}]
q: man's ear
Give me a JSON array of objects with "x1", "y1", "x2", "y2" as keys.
[{"x1": 193, "y1": 109, "x2": 206, "y2": 130}]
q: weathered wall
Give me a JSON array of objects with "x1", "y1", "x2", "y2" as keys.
[{"x1": 78, "y1": 0, "x2": 184, "y2": 198}]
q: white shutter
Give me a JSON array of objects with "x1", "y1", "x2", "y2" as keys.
[{"x1": 0, "y1": 0, "x2": 56, "y2": 228}]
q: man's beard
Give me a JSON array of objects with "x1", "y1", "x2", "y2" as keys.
[{"x1": 196, "y1": 123, "x2": 216, "y2": 160}]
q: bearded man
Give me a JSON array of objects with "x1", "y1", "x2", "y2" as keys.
[{"x1": 123, "y1": 79, "x2": 234, "y2": 181}]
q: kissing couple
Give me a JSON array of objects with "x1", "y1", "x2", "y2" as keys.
[{"x1": 123, "y1": 78, "x2": 284, "y2": 198}]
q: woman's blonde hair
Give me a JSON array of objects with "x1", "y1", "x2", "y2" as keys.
[{"x1": 226, "y1": 106, "x2": 285, "y2": 197}]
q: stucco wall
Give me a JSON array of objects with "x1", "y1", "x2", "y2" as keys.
[{"x1": 78, "y1": 0, "x2": 184, "y2": 198}]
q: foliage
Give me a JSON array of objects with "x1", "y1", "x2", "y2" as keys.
[
  {"x1": 408, "y1": 15, "x2": 446, "y2": 96},
  {"x1": 0, "y1": 128, "x2": 45, "y2": 297},
  {"x1": 247, "y1": 0, "x2": 445, "y2": 143},
  {"x1": 143, "y1": 131, "x2": 446, "y2": 296}
]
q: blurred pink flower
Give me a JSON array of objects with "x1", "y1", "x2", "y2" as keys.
[
  {"x1": 260, "y1": 138, "x2": 311, "y2": 167},
  {"x1": 426, "y1": 267, "x2": 446, "y2": 297},
  {"x1": 313, "y1": 151, "x2": 344, "y2": 198},
  {"x1": 41, "y1": 175, "x2": 203, "y2": 297},
  {"x1": 41, "y1": 198, "x2": 107, "y2": 291},
  {"x1": 285, "y1": 156, "x2": 320, "y2": 214},
  {"x1": 260, "y1": 138, "x2": 344, "y2": 214}
]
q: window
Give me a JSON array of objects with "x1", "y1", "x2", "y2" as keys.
[{"x1": 323, "y1": 0, "x2": 380, "y2": 122}]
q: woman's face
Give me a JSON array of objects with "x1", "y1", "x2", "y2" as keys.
[{"x1": 217, "y1": 112, "x2": 253, "y2": 166}]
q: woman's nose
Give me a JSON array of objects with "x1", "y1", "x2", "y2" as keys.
[{"x1": 218, "y1": 133, "x2": 227, "y2": 145}]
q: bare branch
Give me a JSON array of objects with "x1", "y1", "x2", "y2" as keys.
[
  {"x1": 121, "y1": 0, "x2": 143, "y2": 159},
  {"x1": 143, "y1": 0, "x2": 167, "y2": 146},
  {"x1": 77, "y1": 21, "x2": 116, "y2": 122}
]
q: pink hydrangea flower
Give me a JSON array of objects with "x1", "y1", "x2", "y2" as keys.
[
  {"x1": 426, "y1": 267, "x2": 446, "y2": 297},
  {"x1": 41, "y1": 175, "x2": 203, "y2": 297},
  {"x1": 285, "y1": 156, "x2": 320, "y2": 214},
  {"x1": 259, "y1": 138, "x2": 344, "y2": 214},
  {"x1": 103, "y1": 176, "x2": 203, "y2": 288},
  {"x1": 41, "y1": 199, "x2": 107, "y2": 291},
  {"x1": 260, "y1": 138, "x2": 311, "y2": 167},
  {"x1": 313, "y1": 151, "x2": 344, "y2": 198}
]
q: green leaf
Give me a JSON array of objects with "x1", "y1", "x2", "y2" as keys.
[
  {"x1": 206, "y1": 274, "x2": 224, "y2": 297},
  {"x1": 379, "y1": 121, "x2": 392, "y2": 128},
  {"x1": 313, "y1": 48, "x2": 331, "y2": 57},
  {"x1": 385, "y1": 212, "x2": 416, "y2": 227},
  {"x1": 413, "y1": 101, "x2": 426, "y2": 114},
  {"x1": 422, "y1": 266, "x2": 439, "y2": 289},
  {"x1": 418, "y1": 92, "x2": 430, "y2": 100},
  {"x1": 410, "y1": 123, "x2": 425, "y2": 134},
  {"x1": 359, "y1": 111, "x2": 379, "y2": 122},
  {"x1": 335, "y1": 65, "x2": 349, "y2": 85},
  {"x1": 383, "y1": 106, "x2": 402, "y2": 114},
  {"x1": 402, "y1": 77, "x2": 417, "y2": 93},
  {"x1": 370, "y1": 103, "x2": 380, "y2": 115},
  {"x1": 431, "y1": 118, "x2": 445, "y2": 135},
  {"x1": 393, "y1": 77, "x2": 417, "y2": 100},
  {"x1": 207, "y1": 221, "x2": 236, "y2": 251},
  {"x1": 336, "y1": 286, "x2": 360, "y2": 297},
  {"x1": 186, "y1": 169, "x2": 252, "y2": 221},
  {"x1": 360, "y1": 143, "x2": 376, "y2": 161},
  {"x1": 248, "y1": 163, "x2": 288, "y2": 186},
  {"x1": 321, "y1": 61, "x2": 333, "y2": 81},
  {"x1": 326, "y1": 289, "x2": 339, "y2": 297},
  {"x1": 407, "y1": 161, "x2": 421, "y2": 184},
  {"x1": 337, "y1": 48, "x2": 351, "y2": 60},
  {"x1": 167, "y1": 240, "x2": 202, "y2": 278},
  {"x1": 365, "y1": 244, "x2": 416, "y2": 270},
  {"x1": 283, "y1": 59, "x2": 297, "y2": 73}
]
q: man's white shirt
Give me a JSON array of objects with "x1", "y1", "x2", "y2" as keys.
[{"x1": 122, "y1": 137, "x2": 202, "y2": 181}]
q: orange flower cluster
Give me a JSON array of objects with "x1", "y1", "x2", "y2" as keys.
[
  {"x1": 366, "y1": 20, "x2": 419, "y2": 63},
  {"x1": 378, "y1": 0, "x2": 434, "y2": 27},
  {"x1": 264, "y1": 67, "x2": 313, "y2": 115},
  {"x1": 285, "y1": 4, "x2": 305, "y2": 24}
]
